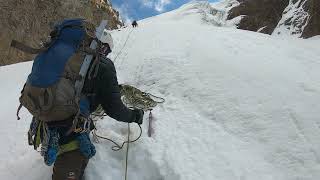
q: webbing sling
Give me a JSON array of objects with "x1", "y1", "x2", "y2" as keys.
[{"x1": 66, "y1": 39, "x2": 98, "y2": 135}]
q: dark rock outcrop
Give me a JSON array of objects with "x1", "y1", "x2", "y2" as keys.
[
  {"x1": 228, "y1": 0, "x2": 290, "y2": 34},
  {"x1": 0, "y1": 0, "x2": 123, "y2": 66},
  {"x1": 227, "y1": 0, "x2": 320, "y2": 38},
  {"x1": 301, "y1": 0, "x2": 320, "y2": 38}
]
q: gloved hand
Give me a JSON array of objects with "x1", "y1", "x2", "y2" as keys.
[{"x1": 132, "y1": 109, "x2": 144, "y2": 125}]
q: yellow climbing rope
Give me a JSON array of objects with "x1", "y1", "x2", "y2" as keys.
[{"x1": 119, "y1": 84, "x2": 165, "y2": 110}]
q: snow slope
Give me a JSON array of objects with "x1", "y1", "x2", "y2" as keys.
[{"x1": 1, "y1": 1, "x2": 320, "y2": 180}]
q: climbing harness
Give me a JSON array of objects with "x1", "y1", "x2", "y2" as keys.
[{"x1": 91, "y1": 84, "x2": 165, "y2": 180}]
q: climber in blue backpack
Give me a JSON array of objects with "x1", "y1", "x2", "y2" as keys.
[{"x1": 15, "y1": 18, "x2": 144, "y2": 180}]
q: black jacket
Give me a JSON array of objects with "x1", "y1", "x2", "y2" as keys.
[
  {"x1": 85, "y1": 58, "x2": 134, "y2": 122},
  {"x1": 50, "y1": 57, "x2": 135, "y2": 145}
]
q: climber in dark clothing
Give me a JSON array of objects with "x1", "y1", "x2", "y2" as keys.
[
  {"x1": 132, "y1": 20, "x2": 138, "y2": 28},
  {"x1": 51, "y1": 30, "x2": 144, "y2": 180},
  {"x1": 86, "y1": 58, "x2": 139, "y2": 123}
]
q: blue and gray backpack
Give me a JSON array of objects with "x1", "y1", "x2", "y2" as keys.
[
  {"x1": 13, "y1": 18, "x2": 105, "y2": 166},
  {"x1": 17, "y1": 18, "x2": 97, "y2": 124}
]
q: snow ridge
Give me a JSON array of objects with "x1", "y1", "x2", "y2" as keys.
[{"x1": 181, "y1": 0, "x2": 240, "y2": 27}]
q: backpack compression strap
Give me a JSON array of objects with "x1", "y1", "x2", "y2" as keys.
[
  {"x1": 11, "y1": 23, "x2": 94, "y2": 55},
  {"x1": 11, "y1": 39, "x2": 96, "y2": 55},
  {"x1": 10, "y1": 40, "x2": 47, "y2": 54}
]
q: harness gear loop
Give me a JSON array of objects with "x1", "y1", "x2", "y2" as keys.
[{"x1": 82, "y1": 117, "x2": 92, "y2": 133}]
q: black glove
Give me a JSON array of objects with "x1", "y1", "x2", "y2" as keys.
[{"x1": 132, "y1": 109, "x2": 144, "y2": 125}]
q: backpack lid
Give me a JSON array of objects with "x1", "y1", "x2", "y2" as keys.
[{"x1": 28, "y1": 19, "x2": 87, "y2": 87}]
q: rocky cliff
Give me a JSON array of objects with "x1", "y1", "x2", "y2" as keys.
[
  {"x1": 0, "y1": 0, "x2": 123, "y2": 66},
  {"x1": 227, "y1": 0, "x2": 320, "y2": 38}
]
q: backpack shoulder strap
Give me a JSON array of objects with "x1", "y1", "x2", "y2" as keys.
[{"x1": 66, "y1": 39, "x2": 99, "y2": 135}]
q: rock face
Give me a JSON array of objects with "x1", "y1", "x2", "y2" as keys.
[
  {"x1": 299, "y1": 0, "x2": 320, "y2": 38},
  {"x1": 0, "y1": 0, "x2": 122, "y2": 66},
  {"x1": 227, "y1": 0, "x2": 320, "y2": 38},
  {"x1": 228, "y1": 0, "x2": 290, "y2": 34}
]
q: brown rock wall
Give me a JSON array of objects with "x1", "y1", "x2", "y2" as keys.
[
  {"x1": 301, "y1": 0, "x2": 320, "y2": 38},
  {"x1": 228, "y1": 0, "x2": 320, "y2": 38},
  {"x1": 228, "y1": 0, "x2": 290, "y2": 35},
  {"x1": 0, "y1": 0, "x2": 123, "y2": 66}
]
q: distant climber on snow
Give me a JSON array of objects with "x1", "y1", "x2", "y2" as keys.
[
  {"x1": 13, "y1": 18, "x2": 144, "y2": 180},
  {"x1": 132, "y1": 20, "x2": 138, "y2": 28}
]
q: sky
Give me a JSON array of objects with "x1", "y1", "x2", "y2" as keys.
[{"x1": 110, "y1": 0, "x2": 219, "y2": 24}]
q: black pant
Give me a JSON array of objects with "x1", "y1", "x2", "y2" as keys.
[{"x1": 52, "y1": 149, "x2": 89, "y2": 180}]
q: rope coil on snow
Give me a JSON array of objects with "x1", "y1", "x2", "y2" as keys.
[
  {"x1": 91, "y1": 84, "x2": 165, "y2": 147},
  {"x1": 120, "y1": 84, "x2": 165, "y2": 111}
]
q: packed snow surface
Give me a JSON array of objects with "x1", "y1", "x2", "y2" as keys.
[{"x1": 1, "y1": 1, "x2": 320, "y2": 180}]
